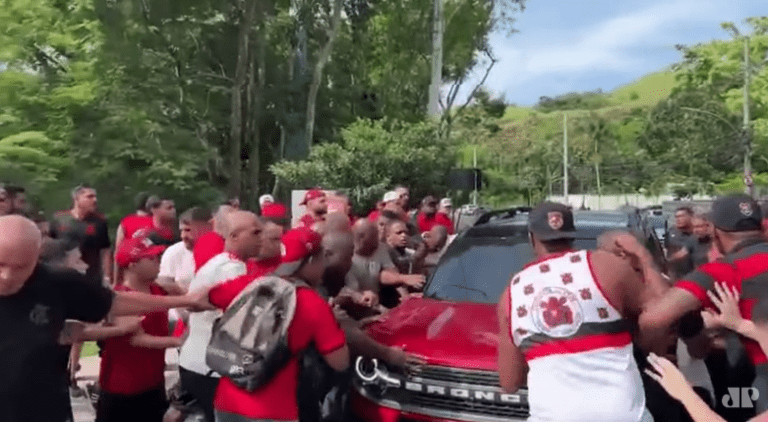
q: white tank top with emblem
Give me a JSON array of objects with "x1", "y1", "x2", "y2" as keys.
[{"x1": 509, "y1": 250, "x2": 647, "y2": 422}]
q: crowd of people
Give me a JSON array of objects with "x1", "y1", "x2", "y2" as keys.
[
  {"x1": 7, "y1": 179, "x2": 768, "y2": 422},
  {"x1": 0, "y1": 183, "x2": 455, "y2": 422},
  {"x1": 497, "y1": 197, "x2": 768, "y2": 422}
]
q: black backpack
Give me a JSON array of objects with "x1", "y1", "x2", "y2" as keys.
[{"x1": 205, "y1": 275, "x2": 301, "y2": 391}]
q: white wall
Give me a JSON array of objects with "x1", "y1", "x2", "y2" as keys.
[{"x1": 546, "y1": 194, "x2": 713, "y2": 210}]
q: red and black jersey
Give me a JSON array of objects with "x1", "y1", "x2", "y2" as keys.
[{"x1": 676, "y1": 238, "x2": 768, "y2": 366}]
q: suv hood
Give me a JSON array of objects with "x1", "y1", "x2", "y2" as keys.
[{"x1": 366, "y1": 297, "x2": 499, "y2": 370}]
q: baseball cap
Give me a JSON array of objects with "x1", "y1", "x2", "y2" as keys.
[
  {"x1": 440, "y1": 198, "x2": 452, "y2": 208},
  {"x1": 383, "y1": 191, "x2": 399, "y2": 203},
  {"x1": 116, "y1": 236, "x2": 167, "y2": 268},
  {"x1": 273, "y1": 228, "x2": 323, "y2": 277},
  {"x1": 259, "y1": 194, "x2": 275, "y2": 207},
  {"x1": 710, "y1": 194, "x2": 762, "y2": 232},
  {"x1": 528, "y1": 201, "x2": 576, "y2": 241},
  {"x1": 261, "y1": 202, "x2": 287, "y2": 219},
  {"x1": 300, "y1": 189, "x2": 326, "y2": 205}
]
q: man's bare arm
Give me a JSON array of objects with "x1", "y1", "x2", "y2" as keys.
[
  {"x1": 380, "y1": 268, "x2": 425, "y2": 289},
  {"x1": 638, "y1": 288, "x2": 702, "y2": 354},
  {"x1": 109, "y1": 289, "x2": 211, "y2": 317},
  {"x1": 497, "y1": 286, "x2": 527, "y2": 392},
  {"x1": 101, "y1": 248, "x2": 112, "y2": 286}
]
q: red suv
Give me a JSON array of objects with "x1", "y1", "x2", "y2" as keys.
[{"x1": 351, "y1": 209, "x2": 666, "y2": 422}]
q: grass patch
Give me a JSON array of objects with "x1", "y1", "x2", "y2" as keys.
[{"x1": 81, "y1": 341, "x2": 99, "y2": 358}]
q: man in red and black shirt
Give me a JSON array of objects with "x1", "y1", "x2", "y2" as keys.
[
  {"x1": 296, "y1": 189, "x2": 328, "y2": 230},
  {"x1": 206, "y1": 228, "x2": 349, "y2": 422},
  {"x1": 641, "y1": 194, "x2": 768, "y2": 414},
  {"x1": 50, "y1": 185, "x2": 112, "y2": 286}
]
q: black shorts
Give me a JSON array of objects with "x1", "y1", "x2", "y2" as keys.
[{"x1": 95, "y1": 386, "x2": 168, "y2": 422}]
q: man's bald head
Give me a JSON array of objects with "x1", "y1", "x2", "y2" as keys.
[
  {"x1": 0, "y1": 215, "x2": 43, "y2": 296},
  {"x1": 352, "y1": 219, "x2": 379, "y2": 256},
  {"x1": 325, "y1": 212, "x2": 352, "y2": 234},
  {"x1": 322, "y1": 231, "x2": 355, "y2": 296},
  {"x1": 225, "y1": 211, "x2": 263, "y2": 260},
  {"x1": 425, "y1": 225, "x2": 449, "y2": 252},
  {"x1": 597, "y1": 230, "x2": 642, "y2": 257}
]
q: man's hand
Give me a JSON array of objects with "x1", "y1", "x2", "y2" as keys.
[
  {"x1": 58, "y1": 321, "x2": 86, "y2": 345},
  {"x1": 184, "y1": 287, "x2": 216, "y2": 312},
  {"x1": 120, "y1": 316, "x2": 145, "y2": 336},
  {"x1": 645, "y1": 352, "x2": 696, "y2": 403},
  {"x1": 707, "y1": 282, "x2": 744, "y2": 332},
  {"x1": 358, "y1": 290, "x2": 379, "y2": 308},
  {"x1": 402, "y1": 274, "x2": 425, "y2": 289},
  {"x1": 613, "y1": 233, "x2": 651, "y2": 269},
  {"x1": 386, "y1": 346, "x2": 426, "y2": 369}
]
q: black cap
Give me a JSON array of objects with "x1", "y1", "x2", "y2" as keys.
[
  {"x1": 711, "y1": 194, "x2": 762, "y2": 232},
  {"x1": 528, "y1": 201, "x2": 576, "y2": 241}
]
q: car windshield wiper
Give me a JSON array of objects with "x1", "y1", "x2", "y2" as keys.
[{"x1": 445, "y1": 283, "x2": 488, "y2": 298}]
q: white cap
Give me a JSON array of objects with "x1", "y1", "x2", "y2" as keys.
[
  {"x1": 440, "y1": 198, "x2": 452, "y2": 208},
  {"x1": 383, "y1": 191, "x2": 399, "y2": 203},
  {"x1": 259, "y1": 194, "x2": 275, "y2": 207}
]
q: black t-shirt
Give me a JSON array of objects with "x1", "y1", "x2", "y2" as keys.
[
  {"x1": 0, "y1": 265, "x2": 114, "y2": 422},
  {"x1": 50, "y1": 211, "x2": 111, "y2": 283}
]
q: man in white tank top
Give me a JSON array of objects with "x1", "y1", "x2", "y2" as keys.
[{"x1": 497, "y1": 202, "x2": 668, "y2": 422}]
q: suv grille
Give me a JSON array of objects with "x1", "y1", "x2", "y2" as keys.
[
  {"x1": 409, "y1": 393, "x2": 529, "y2": 419},
  {"x1": 398, "y1": 365, "x2": 529, "y2": 420},
  {"x1": 409, "y1": 365, "x2": 501, "y2": 386}
]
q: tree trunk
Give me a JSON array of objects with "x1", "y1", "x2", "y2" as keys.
[
  {"x1": 304, "y1": 0, "x2": 343, "y2": 151},
  {"x1": 228, "y1": 0, "x2": 254, "y2": 198}
]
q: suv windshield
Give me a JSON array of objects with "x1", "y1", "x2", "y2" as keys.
[{"x1": 425, "y1": 233, "x2": 598, "y2": 304}]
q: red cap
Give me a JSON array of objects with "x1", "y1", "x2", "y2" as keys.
[
  {"x1": 261, "y1": 202, "x2": 287, "y2": 219},
  {"x1": 273, "y1": 228, "x2": 322, "y2": 276},
  {"x1": 115, "y1": 236, "x2": 166, "y2": 268},
  {"x1": 300, "y1": 189, "x2": 326, "y2": 205}
]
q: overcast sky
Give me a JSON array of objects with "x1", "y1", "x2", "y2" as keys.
[{"x1": 461, "y1": 0, "x2": 765, "y2": 106}]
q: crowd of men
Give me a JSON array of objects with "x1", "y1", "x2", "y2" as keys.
[
  {"x1": 8, "y1": 179, "x2": 768, "y2": 422},
  {"x1": 0, "y1": 183, "x2": 455, "y2": 422},
  {"x1": 497, "y1": 197, "x2": 768, "y2": 422}
]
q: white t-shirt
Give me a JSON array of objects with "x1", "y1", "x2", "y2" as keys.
[
  {"x1": 179, "y1": 252, "x2": 247, "y2": 377},
  {"x1": 158, "y1": 242, "x2": 196, "y2": 290}
]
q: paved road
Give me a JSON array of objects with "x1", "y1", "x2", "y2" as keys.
[{"x1": 73, "y1": 351, "x2": 180, "y2": 422}]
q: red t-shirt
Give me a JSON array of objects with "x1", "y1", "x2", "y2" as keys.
[
  {"x1": 120, "y1": 214, "x2": 154, "y2": 240},
  {"x1": 416, "y1": 212, "x2": 455, "y2": 234},
  {"x1": 367, "y1": 210, "x2": 380, "y2": 222},
  {"x1": 297, "y1": 213, "x2": 322, "y2": 229},
  {"x1": 99, "y1": 284, "x2": 168, "y2": 395},
  {"x1": 209, "y1": 280, "x2": 346, "y2": 420},
  {"x1": 194, "y1": 232, "x2": 226, "y2": 272},
  {"x1": 246, "y1": 256, "x2": 281, "y2": 275}
]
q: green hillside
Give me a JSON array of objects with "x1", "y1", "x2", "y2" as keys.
[
  {"x1": 607, "y1": 71, "x2": 676, "y2": 108},
  {"x1": 502, "y1": 70, "x2": 675, "y2": 121}
]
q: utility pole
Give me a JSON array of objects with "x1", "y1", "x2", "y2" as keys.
[
  {"x1": 743, "y1": 36, "x2": 754, "y2": 197},
  {"x1": 427, "y1": 0, "x2": 443, "y2": 117},
  {"x1": 563, "y1": 113, "x2": 569, "y2": 205},
  {"x1": 473, "y1": 146, "x2": 478, "y2": 206}
]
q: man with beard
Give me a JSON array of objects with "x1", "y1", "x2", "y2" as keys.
[
  {"x1": 138, "y1": 196, "x2": 178, "y2": 246},
  {"x1": 416, "y1": 196, "x2": 454, "y2": 234},
  {"x1": 668, "y1": 206, "x2": 697, "y2": 278},
  {"x1": 297, "y1": 189, "x2": 328, "y2": 230},
  {"x1": 158, "y1": 207, "x2": 213, "y2": 293},
  {"x1": 691, "y1": 214, "x2": 715, "y2": 268}
]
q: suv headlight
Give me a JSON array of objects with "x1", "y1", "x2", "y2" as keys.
[{"x1": 354, "y1": 357, "x2": 401, "y2": 388}]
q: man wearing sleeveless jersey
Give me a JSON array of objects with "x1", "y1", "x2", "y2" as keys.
[{"x1": 498, "y1": 202, "x2": 662, "y2": 422}]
